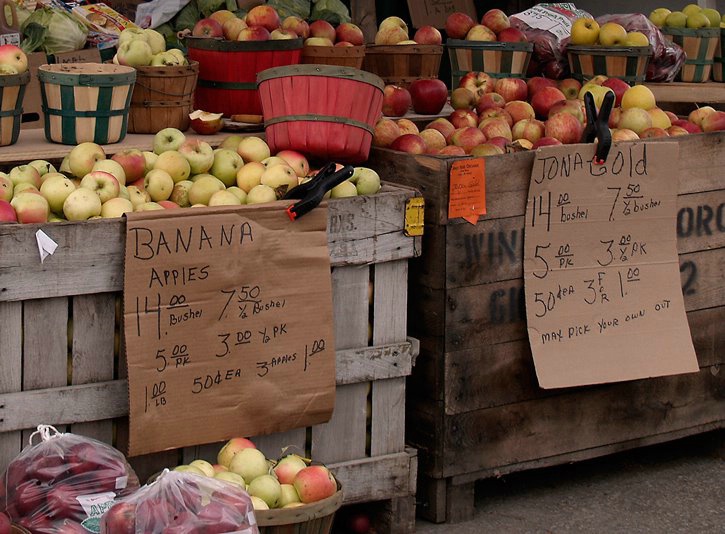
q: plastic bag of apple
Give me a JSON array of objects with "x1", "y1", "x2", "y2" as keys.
[
  {"x1": 100, "y1": 470, "x2": 258, "y2": 534},
  {"x1": 373, "y1": 70, "x2": 725, "y2": 157},
  {"x1": 1, "y1": 425, "x2": 140, "y2": 533},
  {"x1": 171, "y1": 437, "x2": 339, "y2": 513},
  {"x1": 0, "y1": 131, "x2": 384, "y2": 225}
]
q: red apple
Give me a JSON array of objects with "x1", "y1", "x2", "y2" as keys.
[
  {"x1": 497, "y1": 27, "x2": 527, "y2": 42},
  {"x1": 601, "y1": 78, "x2": 631, "y2": 107},
  {"x1": 449, "y1": 109, "x2": 478, "y2": 129},
  {"x1": 449, "y1": 126, "x2": 486, "y2": 153},
  {"x1": 438, "y1": 145, "x2": 467, "y2": 156},
  {"x1": 192, "y1": 18, "x2": 223, "y2": 38},
  {"x1": 223, "y1": 17, "x2": 247, "y2": 40},
  {"x1": 504, "y1": 100, "x2": 535, "y2": 123},
  {"x1": 527, "y1": 76, "x2": 557, "y2": 96},
  {"x1": 482, "y1": 9, "x2": 510, "y2": 34},
  {"x1": 545, "y1": 112, "x2": 583, "y2": 144},
  {"x1": 420, "y1": 129, "x2": 447, "y2": 152},
  {"x1": 409, "y1": 79, "x2": 448, "y2": 115},
  {"x1": 666, "y1": 125, "x2": 689, "y2": 136},
  {"x1": 640, "y1": 127, "x2": 669, "y2": 138},
  {"x1": 532, "y1": 136, "x2": 563, "y2": 149},
  {"x1": 390, "y1": 134, "x2": 427, "y2": 154},
  {"x1": 309, "y1": 20, "x2": 336, "y2": 42},
  {"x1": 609, "y1": 106, "x2": 622, "y2": 128},
  {"x1": 413, "y1": 26, "x2": 442, "y2": 45},
  {"x1": 475, "y1": 92, "x2": 505, "y2": 113},
  {"x1": 373, "y1": 118, "x2": 401, "y2": 147},
  {"x1": 382, "y1": 85, "x2": 411, "y2": 117},
  {"x1": 495, "y1": 77, "x2": 527, "y2": 102},
  {"x1": 13, "y1": 480, "x2": 46, "y2": 516},
  {"x1": 672, "y1": 119, "x2": 702, "y2": 134},
  {"x1": 189, "y1": 110, "x2": 224, "y2": 135},
  {"x1": 479, "y1": 118, "x2": 512, "y2": 141},
  {"x1": 451, "y1": 87, "x2": 475, "y2": 110},
  {"x1": 282, "y1": 16, "x2": 309, "y2": 39},
  {"x1": 548, "y1": 99, "x2": 586, "y2": 124},
  {"x1": 396, "y1": 118, "x2": 419, "y2": 135},
  {"x1": 459, "y1": 71, "x2": 495, "y2": 103},
  {"x1": 238, "y1": 26, "x2": 270, "y2": 41},
  {"x1": 246, "y1": 5, "x2": 281, "y2": 32},
  {"x1": 611, "y1": 128, "x2": 640, "y2": 142},
  {"x1": 0, "y1": 199, "x2": 16, "y2": 222},
  {"x1": 531, "y1": 86, "x2": 566, "y2": 119},
  {"x1": 111, "y1": 149, "x2": 145, "y2": 182},
  {"x1": 101, "y1": 501, "x2": 136, "y2": 534},
  {"x1": 336, "y1": 23, "x2": 364, "y2": 46},
  {"x1": 558, "y1": 78, "x2": 582, "y2": 100},
  {"x1": 664, "y1": 110, "x2": 679, "y2": 123},
  {"x1": 0, "y1": 512, "x2": 10, "y2": 533},
  {"x1": 701, "y1": 110, "x2": 725, "y2": 132},
  {"x1": 512, "y1": 118, "x2": 546, "y2": 144},
  {"x1": 486, "y1": 136, "x2": 510, "y2": 150},
  {"x1": 445, "y1": 12, "x2": 475, "y2": 39},
  {"x1": 478, "y1": 107, "x2": 513, "y2": 127},
  {"x1": 47, "y1": 484, "x2": 84, "y2": 519},
  {"x1": 425, "y1": 118, "x2": 456, "y2": 141}
]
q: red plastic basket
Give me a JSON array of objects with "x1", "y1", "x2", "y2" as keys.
[
  {"x1": 187, "y1": 37, "x2": 303, "y2": 116},
  {"x1": 256, "y1": 65, "x2": 384, "y2": 163}
]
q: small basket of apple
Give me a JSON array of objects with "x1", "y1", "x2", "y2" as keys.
[
  {"x1": 444, "y1": 10, "x2": 533, "y2": 86},
  {"x1": 361, "y1": 16, "x2": 443, "y2": 87},
  {"x1": 567, "y1": 18, "x2": 653, "y2": 85},
  {"x1": 168, "y1": 437, "x2": 343, "y2": 534},
  {"x1": 0, "y1": 44, "x2": 31, "y2": 147},
  {"x1": 300, "y1": 19, "x2": 366, "y2": 69}
]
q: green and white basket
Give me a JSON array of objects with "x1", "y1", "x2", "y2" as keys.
[
  {"x1": 662, "y1": 27, "x2": 719, "y2": 82},
  {"x1": 712, "y1": 28, "x2": 725, "y2": 81},
  {"x1": 38, "y1": 63, "x2": 136, "y2": 145},
  {"x1": 0, "y1": 71, "x2": 29, "y2": 147},
  {"x1": 567, "y1": 45, "x2": 651, "y2": 85},
  {"x1": 447, "y1": 39, "x2": 532, "y2": 86}
]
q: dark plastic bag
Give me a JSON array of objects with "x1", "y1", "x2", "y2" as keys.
[
  {"x1": 2, "y1": 425, "x2": 140, "y2": 533},
  {"x1": 101, "y1": 470, "x2": 258, "y2": 534}
]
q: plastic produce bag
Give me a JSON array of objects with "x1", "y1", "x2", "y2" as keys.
[
  {"x1": 595, "y1": 13, "x2": 686, "y2": 83},
  {"x1": 101, "y1": 470, "x2": 258, "y2": 534},
  {"x1": 511, "y1": 3, "x2": 593, "y2": 79},
  {"x1": 1, "y1": 425, "x2": 140, "y2": 534}
]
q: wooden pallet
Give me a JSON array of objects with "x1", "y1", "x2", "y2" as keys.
[
  {"x1": 0, "y1": 184, "x2": 422, "y2": 533},
  {"x1": 367, "y1": 132, "x2": 725, "y2": 523}
]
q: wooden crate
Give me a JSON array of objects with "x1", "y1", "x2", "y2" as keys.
[
  {"x1": 0, "y1": 184, "x2": 422, "y2": 534},
  {"x1": 366, "y1": 132, "x2": 725, "y2": 523}
]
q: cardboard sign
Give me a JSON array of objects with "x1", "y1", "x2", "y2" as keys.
[
  {"x1": 448, "y1": 158, "x2": 486, "y2": 224},
  {"x1": 523, "y1": 142, "x2": 698, "y2": 389},
  {"x1": 52, "y1": 48, "x2": 102, "y2": 64},
  {"x1": 123, "y1": 205, "x2": 336, "y2": 456},
  {"x1": 407, "y1": 0, "x2": 476, "y2": 29}
]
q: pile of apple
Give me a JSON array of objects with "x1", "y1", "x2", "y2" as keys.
[
  {"x1": 382, "y1": 79, "x2": 448, "y2": 116},
  {"x1": 649, "y1": 4, "x2": 724, "y2": 29},
  {"x1": 173, "y1": 437, "x2": 338, "y2": 511},
  {"x1": 445, "y1": 9, "x2": 528, "y2": 43},
  {"x1": 373, "y1": 16, "x2": 442, "y2": 45},
  {"x1": 112, "y1": 27, "x2": 188, "y2": 68},
  {"x1": 0, "y1": 43, "x2": 28, "y2": 75},
  {"x1": 191, "y1": 5, "x2": 365, "y2": 47},
  {"x1": 373, "y1": 70, "x2": 725, "y2": 156},
  {"x1": 0, "y1": 130, "x2": 382, "y2": 224},
  {"x1": 569, "y1": 18, "x2": 650, "y2": 47}
]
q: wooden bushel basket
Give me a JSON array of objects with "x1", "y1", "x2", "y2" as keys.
[
  {"x1": 255, "y1": 484, "x2": 343, "y2": 534},
  {"x1": 128, "y1": 61, "x2": 199, "y2": 134},
  {"x1": 302, "y1": 45, "x2": 365, "y2": 69},
  {"x1": 37, "y1": 63, "x2": 135, "y2": 145},
  {"x1": 187, "y1": 37, "x2": 303, "y2": 116},
  {"x1": 0, "y1": 71, "x2": 29, "y2": 147},
  {"x1": 567, "y1": 45, "x2": 651, "y2": 85},
  {"x1": 447, "y1": 39, "x2": 532, "y2": 86},
  {"x1": 257, "y1": 64, "x2": 384, "y2": 163},
  {"x1": 362, "y1": 44, "x2": 442, "y2": 87},
  {"x1": 662, "y1": 27, "x2": 719, "y2": 82}
]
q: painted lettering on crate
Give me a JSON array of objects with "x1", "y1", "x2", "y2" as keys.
[
  {"x1": 464, "y1": 229, "x2": 521, "y2": 267},
  {"x1": 677, "y1": 202, "x2": 725, "y2": 238}
]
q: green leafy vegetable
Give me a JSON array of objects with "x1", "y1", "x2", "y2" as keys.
[
  {"x1": 268, "y1": 0, "x2": 311, "y2": 19},
  {"x1": 173, "y1": 0, "x2": 200, "y2": 32},
  {"x1": 311, "y1": 0, "x2": 350, "y2": 24},
  {"x1": 20, "y1": 7, "x2": 88, "y2": 55},
  {"x1": 198, "y1": 0, "x2": 226, "y2": 18}
]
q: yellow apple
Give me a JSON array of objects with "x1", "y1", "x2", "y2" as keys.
[
  {"x1": 682, "y1": 4, "x2": 702, "y2": 18},
  {"x1": 624, "y1": 32, "x2": 649, "y2": 47},
  {"x1": 621, "y1": 85, "x2": 656, "y2": 111},
  {"x1": 686, "y1": 12, "x2": 710, "y2": 29},
  {"x1": 598, "y1": 22, "x2": 627, "y2": 46},
  {"x1": 570, "y1": 18, "x2": 599, "y2": 45},
  {"x1": 579, "y1": 84, "x2": 614, "y2": 109},
  {"x1": 665, "y1": 11, "x2": 687, "y2": 28},
  {"x1": 649, "y1": 8, "x2": 671, "y2": 28}
]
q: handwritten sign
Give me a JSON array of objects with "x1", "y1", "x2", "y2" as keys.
[
  {"x1": 407, "y1": 0, "x2": 476, "y2": 29},
  {"x1": 524, "y1": 142, "x2": 698, "y2": 389},
  {"x1": 123, "y1": 205, "x2": 336, "y2": 456},
  {"x1": 449, "y1": 158, "x2": 486, "y2": 224}
]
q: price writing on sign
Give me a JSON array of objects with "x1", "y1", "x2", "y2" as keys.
[
  {"x1": 124, "y1": 208, "x2": 336, "y2": 456},
  {"x1": 523, "y1": 143, "x2": 698, "y2": 389}
]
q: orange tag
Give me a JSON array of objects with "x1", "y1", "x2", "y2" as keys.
[{"x1": 448, "y1": 158, "x2": 486, "y2": 224}]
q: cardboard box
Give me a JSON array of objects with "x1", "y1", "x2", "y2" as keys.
[{"x1": 407, "y1": 0, "x2": 476, "y2": 29}]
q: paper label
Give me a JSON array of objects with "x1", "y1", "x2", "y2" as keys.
[
  {"x1": 523, "y1": 142, "x2": 699, "y2": 389},
  {"x1": 448, "y1": 158, "x2": 486, "y2": 224},
  {"x1": 514, "y1": 3, "x2": 591, "y2": 40},
  {"x1": 76, "y1": 492, "x2": 117, "y2": 533}
]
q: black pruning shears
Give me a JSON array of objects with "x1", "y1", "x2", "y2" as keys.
[
  {"x1": 282, "y1": 162, "x2": 354, "y2": 221},
  {"x1": 581, "y1": 90, "x2": 615, "y2": 165}
]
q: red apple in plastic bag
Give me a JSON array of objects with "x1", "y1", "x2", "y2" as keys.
[
  {"x1": 47, "y1": 484, "x2": 84, "y2": 520},
  {"x1": 101, "y1": 501, "x2": 136, "y2": 534}
]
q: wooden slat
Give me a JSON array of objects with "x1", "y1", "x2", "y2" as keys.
[
  {"x1": 329, "y1": 450, "x2": 415, "y2": 504},
  {"x1": 436, "y1": 365, "x2": 724, "y2": 479},
  {"x1": 253, "y1": 429, "x2": 307, "y2": 461},
  {"x1": 70, "y1": 293, "x2": 115, "y2": 443},
  {"x1": 645, "y1": 81, "x2": 725, "y2": 103},
  {"x1": 0, "y1": 186, "x2": 421, "y2": 302},
  {"x1": 371, "y1": 260, "x2": 408, "y2": 456},
  {"x1": 0, "y1": 301, "x2": 22, "y2": 472},
  {"x1": 350, "y1": 0, "x2": 377, "y2": 44},
  {"x1": 21, "y1": 297, "x2": 68, "y2": 444},
  {"x1": 312, "y1": 265, "x2": 370, "y2": 464}
]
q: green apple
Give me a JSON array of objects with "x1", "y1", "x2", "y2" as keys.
[
  {"x1": 144, "y1": 169, "x2": 175, "y2": 201},
  {"x1": 210, "y1": 149, "x2": 244, "y2": 187},
  {"x1": 92, "y1": 159, "x2": 126, "y2": 186},
  {"x1": 246, "y1": 184, "x2": 277, "y2": 205},
  {"x1": 63, "y1": 187, "x2": 102, "y2": 221},
  {"x1": 101, "y1": 197, "x2": 134, "y2": 218},
  {"x1": 170, "y1": 180, "x2": 194, "y2": 207},
  {"x1": 330, "y1": 180, "x2": 358, "y2": 198},
  {"x1": 350, "y1": 167, "x2": 381, "y2": 195},
  {"x1": 701, "y1": 8, "x2": 721, "y2": 27},
  {"x1": 143, "y1": 28, "x2": 166, "y2": 54},
  {"x1": 40, "y1": 175, "x2": 76, "y2": 213},
  {"x1": 153, "y1": 127, "x2": 186, "y2": 155},
  {"x1": 154, "y1": 150, "x2": 191, "y2": 183},
  {"x1": 208, "y1": 190, "x2": 242, "y2": 206},
  {"x1": 247, "y1": 474, "x2": 282, "y2": 509},
  {"x1": 665, "y1": 11, "x2": 687, "y2": 28},
  {"x1": 226, "y1": 186, "x2": 247, "y2": 204},
  {"x1": 188, "y1": 175, "x2": 225, "y2": 205},
  {"x1": 682, "y1": 4, "x2": 702, "y2": 17},
  {"x1": 686, "y1": 12, "x2": 710, "y2": 29}
]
